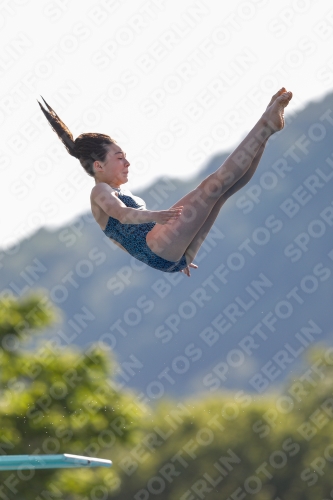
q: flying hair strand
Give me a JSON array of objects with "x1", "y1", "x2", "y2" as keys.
[{"x1": 38, "y1": 97, "x2": 79, "y2": 159}]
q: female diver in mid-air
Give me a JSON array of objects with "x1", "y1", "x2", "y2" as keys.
[{"x1": 39, "y1": 88, "x2": 292, "y2": 276}]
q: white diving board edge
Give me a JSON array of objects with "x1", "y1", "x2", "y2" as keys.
[{"x1": 0, "y1": 454, "x2": 112, "y2": 470}]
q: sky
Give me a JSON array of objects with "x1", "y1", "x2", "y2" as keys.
[{"x1": 1, "y1": 0, "x2": 333, "y2": 249}]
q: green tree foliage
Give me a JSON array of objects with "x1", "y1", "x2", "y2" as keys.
[
  {"x1": 0, "y1": 294, "x2": 145, "y2": 500},
  {"x1": 111, "y1": 348, "x2": 333, "y2": 500},
  {"x1": 2, "y1": 295, "x2": 333, "y2": 499}
]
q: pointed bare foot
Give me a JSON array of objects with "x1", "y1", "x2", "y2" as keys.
[
  {"x1": 266, "y1": 87, "x2": 287, "y2": 108},
  {"x1": 262, "y1": 89, "x2": 293, "y2": 134}
]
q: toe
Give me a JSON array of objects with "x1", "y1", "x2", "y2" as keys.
[
  {"x1": 267, "y1": 87, "x2": 287, "y2": 107},
  {"x1": 278, "y1": 91, "x2": 292, "y2": 104}
]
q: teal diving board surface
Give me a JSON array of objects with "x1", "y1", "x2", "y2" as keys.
[{"x1": 0, "y1": 454, "x2": 112, "y2": 470}]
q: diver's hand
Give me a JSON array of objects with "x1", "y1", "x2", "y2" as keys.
[{"x1": 152, "y1": 207, "x2": 183, "y2": 225}]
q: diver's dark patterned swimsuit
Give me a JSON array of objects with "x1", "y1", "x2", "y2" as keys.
[{"x1": 103, "y1": 189, "x2": 187, "y2": 273}]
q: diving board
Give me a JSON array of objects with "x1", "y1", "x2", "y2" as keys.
[{"x1": 0, "y1": 454, "x2": 112, "y2": 470}]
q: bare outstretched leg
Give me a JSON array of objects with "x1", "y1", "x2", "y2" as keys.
[
  {"x1": 182, "y1": 142, "x2": 266, "y2": 266},
  {"x1": 183, "y1": 88, "x2": 288, "y2": 265},
  {"x1": 146, "y1": 89, "x2": 292, "y2": 262}
]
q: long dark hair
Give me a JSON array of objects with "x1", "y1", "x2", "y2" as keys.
[{"x1": 38, "y1": 98, "x2": 115, "y2": 177}]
